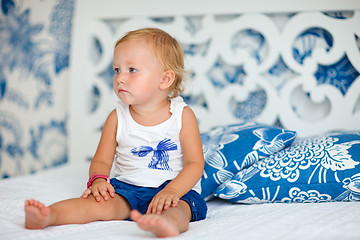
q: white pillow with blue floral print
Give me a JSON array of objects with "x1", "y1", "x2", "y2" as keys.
[
  {"x1": 214, "y1": 131, "x2": 360, "y2": 203},
  {"x1": 200, "y1": 122, "x2": 297, "y2": 200}
]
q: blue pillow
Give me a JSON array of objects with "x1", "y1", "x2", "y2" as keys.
[
  {"x1": 200, "y1": 122, "x2": 297, "y2": 200},
  {"x1": 214, "y1": 131, "x2": 360, "y2": 203}
]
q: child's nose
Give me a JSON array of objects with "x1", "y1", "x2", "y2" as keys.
[{"x1": 115, "y1": 72, "x2": 126, "y2": 84}]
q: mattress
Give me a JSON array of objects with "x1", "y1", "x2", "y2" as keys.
[{"x1": 1, "y1": 162, "x2": 359, "y2": 240}]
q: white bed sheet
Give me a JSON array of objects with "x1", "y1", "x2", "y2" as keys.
[{"x1": 1, "y1": 162, "x2": 360, "y2": 240}]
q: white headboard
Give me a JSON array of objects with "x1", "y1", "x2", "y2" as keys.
[{"x1": 69, "y1": 0, "x2": 360, "y2": 163}]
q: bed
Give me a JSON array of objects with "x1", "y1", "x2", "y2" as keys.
[
  {"x1": 1, "y1": 0, "x2": 360, "y2": 239},
  {"x1": 1, "y1": 161, "x2": 360, "y2": 240}
]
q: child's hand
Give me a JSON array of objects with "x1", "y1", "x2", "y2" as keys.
[
  {"x1": 82, "y1": 179, "x2": 115, "y2": 202},
  {"x1": 147, "y1": 189, "x2": 180, "y2": 214}
]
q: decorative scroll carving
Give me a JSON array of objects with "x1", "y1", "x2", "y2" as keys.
[{"x1": 73, "y1": 11, "x2": 360, "y2": 160}]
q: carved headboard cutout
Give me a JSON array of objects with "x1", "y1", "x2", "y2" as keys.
[{"x1": 69, "y1": 0, "x2": 360, "y2": 162}]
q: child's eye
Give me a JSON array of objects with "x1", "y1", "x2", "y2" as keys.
[
  {"x1": 129, "y1": 68, "x2": 137, "y2": 73},
  {"x1": 114, "y1": 68, "x2": 120, "y2": 73}
]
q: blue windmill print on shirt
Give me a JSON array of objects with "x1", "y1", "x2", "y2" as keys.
[{"x1": 131, "y1": 138, "x2": 177, "y2": 171}]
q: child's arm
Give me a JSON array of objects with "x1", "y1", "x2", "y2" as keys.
[
  {"x1": 82, "y1": 109, "x2": 118, "y2": 201},
  {"x1": 147, "y1": 106, "x2": 204, "y2": 214}
]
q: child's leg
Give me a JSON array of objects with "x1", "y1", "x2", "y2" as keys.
[
  {"x1": 130, "y1": 200, "x2": 191, "y2": 238},
  {"x1": 24, "y1": 193, "x2": 131, "y2": 229}
]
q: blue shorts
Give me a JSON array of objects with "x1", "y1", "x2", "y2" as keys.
[{"x1": 110, "y1": 178, "x2": 207, "y2": 221}]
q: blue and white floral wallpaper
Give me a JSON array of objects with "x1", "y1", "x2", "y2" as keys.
[{"x1": 0, "y1": 0, "x2": 73, "y2": 178}]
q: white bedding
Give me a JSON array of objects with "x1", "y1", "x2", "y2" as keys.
[{"x1": 1, "y1": 162, "x2": 360, "y2": 240}]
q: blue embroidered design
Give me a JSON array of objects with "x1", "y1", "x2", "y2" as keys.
[{"x1": 131, "y1": 138, "x2": 177, "y2": 171}]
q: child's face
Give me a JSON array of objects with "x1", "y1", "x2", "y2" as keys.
[{"x1": 113, "y1": 39, "x2": 165, "y2": 106}]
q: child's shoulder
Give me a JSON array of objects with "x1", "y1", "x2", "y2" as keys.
[
  {"x1": 181, "y1": 105, "x2": 198, "y2": 132},
  {"x1": 182, "y1": 106, "x2": 196, "y2": 120},
  {"x1": 105, "y1": 109, "x2": 118, "y2": 125}
]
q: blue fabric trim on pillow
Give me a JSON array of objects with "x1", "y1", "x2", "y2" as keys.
[
  {"x1": 200, "y1": 122, "x2": 297, "y2": 200},
  {"x1": 214, "y1": 131, "x2": 360, "y2": 203}
]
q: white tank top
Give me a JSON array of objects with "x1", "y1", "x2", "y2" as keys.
[{"x1": 113, "y1": 96, "x2": 200, "y2": 192}]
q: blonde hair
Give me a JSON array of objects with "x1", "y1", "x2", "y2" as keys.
[{"x1": 115, "y1": 28, "x2": 186, "y2": 98}]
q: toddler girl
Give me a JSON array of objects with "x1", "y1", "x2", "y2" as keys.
[{"x1": 24, "y1": 27, "x2": 207, "y2": 238}]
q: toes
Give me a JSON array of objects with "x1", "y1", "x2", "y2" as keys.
[
  {"x1": 24, "y1": 200, "x2": 49, "y2": 215},
  {"x1": 25, "y1": 199, "x2": 43, "y2": 208},
  {"x1": 130, "y1": 210, "x2": 142, "y2": 221}
]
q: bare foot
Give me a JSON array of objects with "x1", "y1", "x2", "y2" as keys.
[
  {"x1": 24, "y1": 199, "x2": 51, "y2": 229},
  {"x1": 130, "y1": 210, "x2": 180, "y2": 238}
]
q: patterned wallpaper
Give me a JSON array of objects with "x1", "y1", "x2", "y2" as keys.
[{"x1": 0, "y1": 0, "x2": 73, "y2": 178}]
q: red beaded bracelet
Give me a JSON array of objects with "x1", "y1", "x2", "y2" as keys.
[{"x1": 87, "y1": 172, "x2": 110, "y2": 188}]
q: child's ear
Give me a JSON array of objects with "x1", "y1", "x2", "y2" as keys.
[{"x1": 160, "y1": 70, "x2": 175, "y2": 90}]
